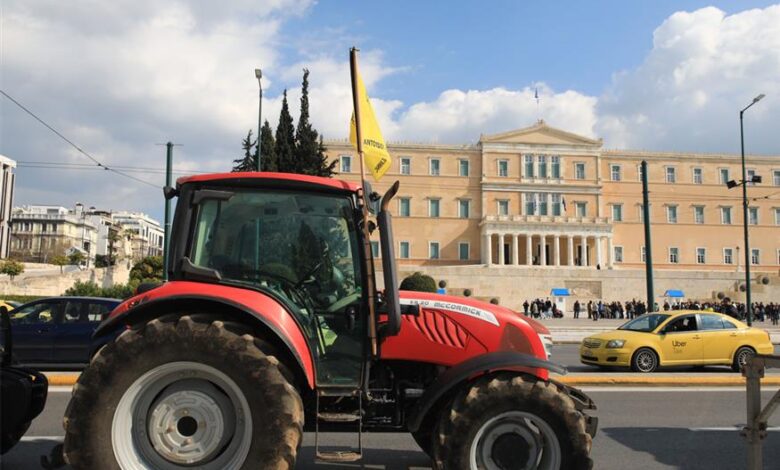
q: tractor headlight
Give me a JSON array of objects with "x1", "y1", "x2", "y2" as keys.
[{"x1": 606, "y1": 339, "x2": 626, "y2": 349}]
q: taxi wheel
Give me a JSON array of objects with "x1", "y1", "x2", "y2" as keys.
[
  {"x1": 631, "y1": 348, "x2": 658, "y2": 373},
  {"x1": 732, "y1": 346, "x2": 755, "y2": 372}
]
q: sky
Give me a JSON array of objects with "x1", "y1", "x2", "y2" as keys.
[{"x1": 1, "y1": 0, "x2": 778, "y2": 221}]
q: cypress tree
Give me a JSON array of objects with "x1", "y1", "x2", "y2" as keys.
[
  {"x1": 259, "y1": 120, "x2": 277, "y2": 171},
  {"x1": 232, "y1": 130, "x2": 257, "y2": 172},
  {"x1": 295, "y1": 69, "x2": 336, "y2": 177},
  {"x1": 275, "y1": 90, "x2": 296, "y2": 173}
]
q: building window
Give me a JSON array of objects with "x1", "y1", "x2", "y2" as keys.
[
  {"x1": 525, "y1": 193, "x2": 537, "y2": 216},
  {"x1": 747, "y1": 169, "x2": 757, "y2": 186},
  {"x1": 551, "y1": 156, "x2": 561, "y2": 178},
  {"x1": 429, "y1": 159, "x2": 440, "y2": 176},
  {"x1": 497, "y1": 200, "x2": 509, "y2": 216},
  {"x1": 694, "y1": 206, "x2": 705, "y2": 224},
  {"x1": 774, "y1": 170, "x2": 780, "y2": 186},
  {"x1": 339, "y1": 155, "x2": 352, "y2": 173},
  {"x1": 458, "y1": 200, "x2": 470, "y2": 218},
  {"x1": 399, "y1": 241, "x2": 410, "y2": 259},
  {"x1": 721, "y1": 207, "x2": 732, "y2": 225},
  {"x1": 614, "y1": 246, "x2": 624, "y2": 263},
  {"x1": 611, "y1": 164, "x2": 622, "y2": 182},
  {"x1": 370, "y1": 241, "x2": 380, "y2": 258},
  {"x1": 696, "y1": 248, "x2": 706, "y2": 264},
  {"x1": 429, "y1": 242, "x2": 440, "y2": 260},
  {"x1": 574, "y1": 162, "x2": 585, "y2": 180},
  {"x1": 666, "y1": 167, "x2": 676, "y2": 183},
  {"x1": 400, "y1": 157, "x2": 411, "y2": 175},
  {"x1": 458, "y1": 242, "x2": 469, "y2": 261},
  {"x1": 398, "y1": 197, "x2": 410, "y2": 217},
  {"x1": 775, "y1": 208, "x2": 780, "y2": 225},
  {"x1": 524, "y1": 155, "x2": 534, "y2": 178},
  {"x1": 723, "y1": 248, "x2": 733, "y2": 265},
  {"x1": 551, "y1": 194, "x2": 562, "y2": 216},
  {"x1": 498, "y1": 160, "x2": 509, "y2": 177},
  {"x1": 693, "y1": 168, "x2": 703, "y2": 184},
  {"x1": 575, "y1": 202, "x2": 587, "y2": 217},
  {"x1": 428, "y1": 199, "x2": 440, "y2": 218},
  {"x1": 459, "y1": 159, "x2": 470, "y2": 177},
  {"x1": 612, "y1": 204, "x2": 623, "y2": 222},
  {"x1": 720, "y1": 168, "x2": 730, "y2": 185},
  {"x1": 749, "y1": 207, "x2": 759, "y2": 225},
  {"x1": 666, "y1": 205, "x2": 678, "y2": 224},
  {"x1": 669, "y1": 247, "x2": 679, "y2": 264},
  {"x1": 751, "y1": 249, "x2": 760, "y2": 265},
  {"x1": 538, "y1": 155, "x2": 547, "y2": 178},
  {"x1": 538, "y1": 193, "x2": 548, "y2": 216},
  {"x1": 641, "y1": 246, "x2": 646, "y2": 263},
  {"x1": 638, "y1": 164, "x2": 646, "y2": 182}
]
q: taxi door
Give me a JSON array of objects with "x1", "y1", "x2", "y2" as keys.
[
  {"x1": 657, "y1": 314, "x2": 702, "y2": 365},
  {"x1": 698, "y1": 314, "x2": 734, "y2": 363}
]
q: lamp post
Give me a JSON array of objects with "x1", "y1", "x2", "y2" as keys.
[
  {"x1": 254, "y1": 68, "x2": 263, "y2": 171},
  {"x1": 729, "y1": 94, "x2": 765, "y2": 326}
]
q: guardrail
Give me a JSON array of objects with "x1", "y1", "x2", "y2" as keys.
[{"x1": 742, "y1": 354, "x2": 780, "y2": 469}]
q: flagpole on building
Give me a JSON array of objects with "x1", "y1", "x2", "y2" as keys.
[{"x1": 349, "y1": 47, "x2": 379, "y2": 357}]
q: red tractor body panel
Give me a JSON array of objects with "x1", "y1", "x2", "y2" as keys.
[
  {"x1": 382, "y1": 291, "x2": 550, "y2": 380},
  {"x1": 109, "y1": 281, "x2": 317, "y2": 388},
  {"x1": 178, "y1": 171, "x2": 360, "y2": 192}
]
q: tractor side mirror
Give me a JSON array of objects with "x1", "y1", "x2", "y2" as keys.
[{"x1": 377, "y1": 181, "x2": 401, "y2": 338}]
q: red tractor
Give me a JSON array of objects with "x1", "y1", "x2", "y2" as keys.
[{"x1": 63, "y1": 172, "x2": 597, "y2": 469}]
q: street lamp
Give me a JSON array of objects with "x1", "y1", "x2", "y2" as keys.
[
  {"x1": 727, "y1": 93, "x2": 765, "y2": 326},
  {"x1": 254, "y1": 68, "x2": 263, "y2": 172}
]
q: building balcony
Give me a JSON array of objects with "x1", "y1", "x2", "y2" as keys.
[{"x1": 482, "y1": 214, "x2": 610, "y2": 225}]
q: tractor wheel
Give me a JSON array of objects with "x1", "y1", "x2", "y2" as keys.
[
  {"x1": 732, "y1": 346, "x2": 755, "y2": 372},
  {"x1": 63, "y1": 315, "x2": 303, "y2": 470},
  {"x1": 411, "y1": 428, "x2": 434, "y2": 457},
  {"x1": 432, "y1": 374, "x2": 592, "y2": 470}
]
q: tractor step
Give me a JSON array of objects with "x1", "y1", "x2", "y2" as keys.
[
  {"x1": 317, "y1": 412, "x2": 361, "y2": 423},
  {"x1": 316, "y1": 450, "x2": 362, "y2": 463}
]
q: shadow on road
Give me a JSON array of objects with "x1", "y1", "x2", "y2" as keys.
[{"x1": 601, "y1": 427, "x2": 780, "y2": 470}]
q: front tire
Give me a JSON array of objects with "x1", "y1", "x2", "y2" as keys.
[
  {"x1": 433, "y1": 374, "x2": 592, "y2": 470},
  {"x1": 64, "y1": 315, "x2": 303, "y2": 470},
  {"x1": 631, "y1": 348, "x2": 659, "y2": 373},
  {"x1": 732, "y1": 346, "x2": 755, "y2": 372}
]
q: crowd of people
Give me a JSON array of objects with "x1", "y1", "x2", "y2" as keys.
[{"x1": 521, "y1": 297, "x2": 780, "y2": 325}]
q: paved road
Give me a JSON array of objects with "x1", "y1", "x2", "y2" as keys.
[{"x1": 3, "y1": 386, "x2": 779, "y2": 469}]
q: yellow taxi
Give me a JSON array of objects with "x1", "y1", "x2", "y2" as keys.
[{"x1": 580, "y1": 310, "x2": 775, "y2": 372}]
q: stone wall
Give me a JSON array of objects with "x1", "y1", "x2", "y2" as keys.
[
  {"x1": 393, "y1": 265, "x2": 780, "y2": 313},
  {"x1": 0, "y1": 263, "x2": 131, "y2": 297}
]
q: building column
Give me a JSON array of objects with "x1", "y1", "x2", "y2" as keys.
[
  {"x1": 512, "y1": 234, "x2": 519, "y2": 265},
  {"x1": 607, "y1": 236, "x2": 614, "y2": 269},
  {"x1": 485, "y1": 233, "x2": 493, "y2": 266},
  {"x1": 526, "y1": 234, "x2": 533, "y2": 265},
  {"x1": 581, "y1": 235, "x2": 588, "y2": 267},
  {"x1": 540, "y1": 234, "x2": 547, "y2": 267},
  {"x1": 498, "y1": 233, "x2": 505, "y2": 265},
  {"x1": 596, "y1": 236, "x2": 603, "y2": 268},
  {"x1": 554, "y1": 235, "x2": 561, "y2": 266},
  {"x1": 567, "y1": 235, "x2": 575, "y2": 266}
]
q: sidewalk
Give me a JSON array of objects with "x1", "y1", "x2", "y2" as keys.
[{"x1": 535, "y1": 317, "x2": 780, "y2": 344}]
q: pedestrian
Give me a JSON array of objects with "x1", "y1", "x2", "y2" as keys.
[
  {"x1": 596, "y1": 301, "x2": 604, "y2": 322},
  {"x1": 530, "y1": 301, "x2": 539, "y2": 319},
  {"x1": 523, "y1": 300, "x2": 529, "y2": 316},
  {"x1": 574, "y1": 300, "x2": 581, "y2": 319},
  {"x1": 587, "y1": 301, "x2": 593, "y2": 320}
]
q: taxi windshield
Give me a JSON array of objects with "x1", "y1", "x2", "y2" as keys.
[{"x1": 618, "y1": 314, "x2": 670, "y2": 332}]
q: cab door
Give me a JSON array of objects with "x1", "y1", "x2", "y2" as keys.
[
  {"x1": 9, "y1": 300, "x2": 64, "y2": 365},
  {"x1": 657, "y1": 314, "x2": 703, "y2": 365},
  {"x1": 698, "y1": 314, "x2": 734, "y2": 363}
]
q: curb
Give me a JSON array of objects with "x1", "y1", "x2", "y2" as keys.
[{"x1": 44, "y1": 373, "x2": 780, "y2": 387}]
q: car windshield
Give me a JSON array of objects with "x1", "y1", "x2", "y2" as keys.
[{"x1": 618, "y1": 314, "x2": 670, "y2": 332}]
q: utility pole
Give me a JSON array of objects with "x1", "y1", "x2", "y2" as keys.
[
  {"x1": 255, "y1": 69, "x2": 263, "y2": 171},
  {"x1": 163, "y1": 142, "x2": 173, "y2": 282},
  {"x1": 641, "y1": 160, "x2": 654, "y2": 311}
]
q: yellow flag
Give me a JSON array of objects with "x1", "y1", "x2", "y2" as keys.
[{"x1": 349, "y1": 72, "x2": 391, "y2": 181}]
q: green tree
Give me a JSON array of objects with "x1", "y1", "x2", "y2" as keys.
[
  {"x1": 64, "y1": 280, "x2": 103, "y2": 297},
  {"x1": 275, "y1": 90, "x2": 296, "y2": 173},
  {"x1": 129, "y1": 256, "x2": 164, "y2": 282},
  {"x1": 399, "y1": 272, "x2": 437, "y2": 293},
  {"x1": 259, "y1": 120, "x2": 277, "y2": 171},
  {"x1": 0, "y1": 260, "x2": 24, "y2": 280},
  {"x1": 232, "y1": 129, "x2": 257, "y2": 172},
  {"x1": 68, "y1": 251, "x2": 85, "y2": 267},
  {"x1": 52, "y1": 255, "x2": 69, "y2": 273},
  {"x1": 294, "y1": 69, "x2": 336, "y2": 177}
]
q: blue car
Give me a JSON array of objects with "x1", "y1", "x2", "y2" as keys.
[{"x1": 8, "y1": 297, "x2": 121, "y2": 370}]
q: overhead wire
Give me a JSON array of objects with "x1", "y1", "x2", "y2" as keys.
[{"x1": 0, "y1": 89, "x2": 159, "y2": 188}]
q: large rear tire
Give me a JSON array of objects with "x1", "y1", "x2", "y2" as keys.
[
  {"x1": 63, "y1": 315, "x2": 303, "y2": 470},
  {"x1": 433, "y1": 374, "x2": 592, "y2": 470}
]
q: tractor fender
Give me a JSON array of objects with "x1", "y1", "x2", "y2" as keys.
[
  {"x1": 406, "y1": 351, "x2": 567, "y2": 433},
  {"x1": 93, "y1": 294, "x2": 315, "y2": 389}
]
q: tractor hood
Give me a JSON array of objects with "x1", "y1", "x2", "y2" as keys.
[{"x1": 381, "y1": 291, "x2": 549, "y2": 377}]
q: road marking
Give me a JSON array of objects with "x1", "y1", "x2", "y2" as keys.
[
  {"x1": 580, "y1": 386, "x2": 771, "y2": 392},
  {"x1": 689, "y1": 426, "x2": 780, "y2": 432},
  {"x1": 50, "y1": 386, "x2": 74, "y2": 393},
  {"x1": 21, "y1": 436, "x2": 63, "y2": 441}
]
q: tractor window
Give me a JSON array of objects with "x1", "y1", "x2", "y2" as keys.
[{"x1": 190, "y1": 189, "x2": 365, "y2": 387}]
